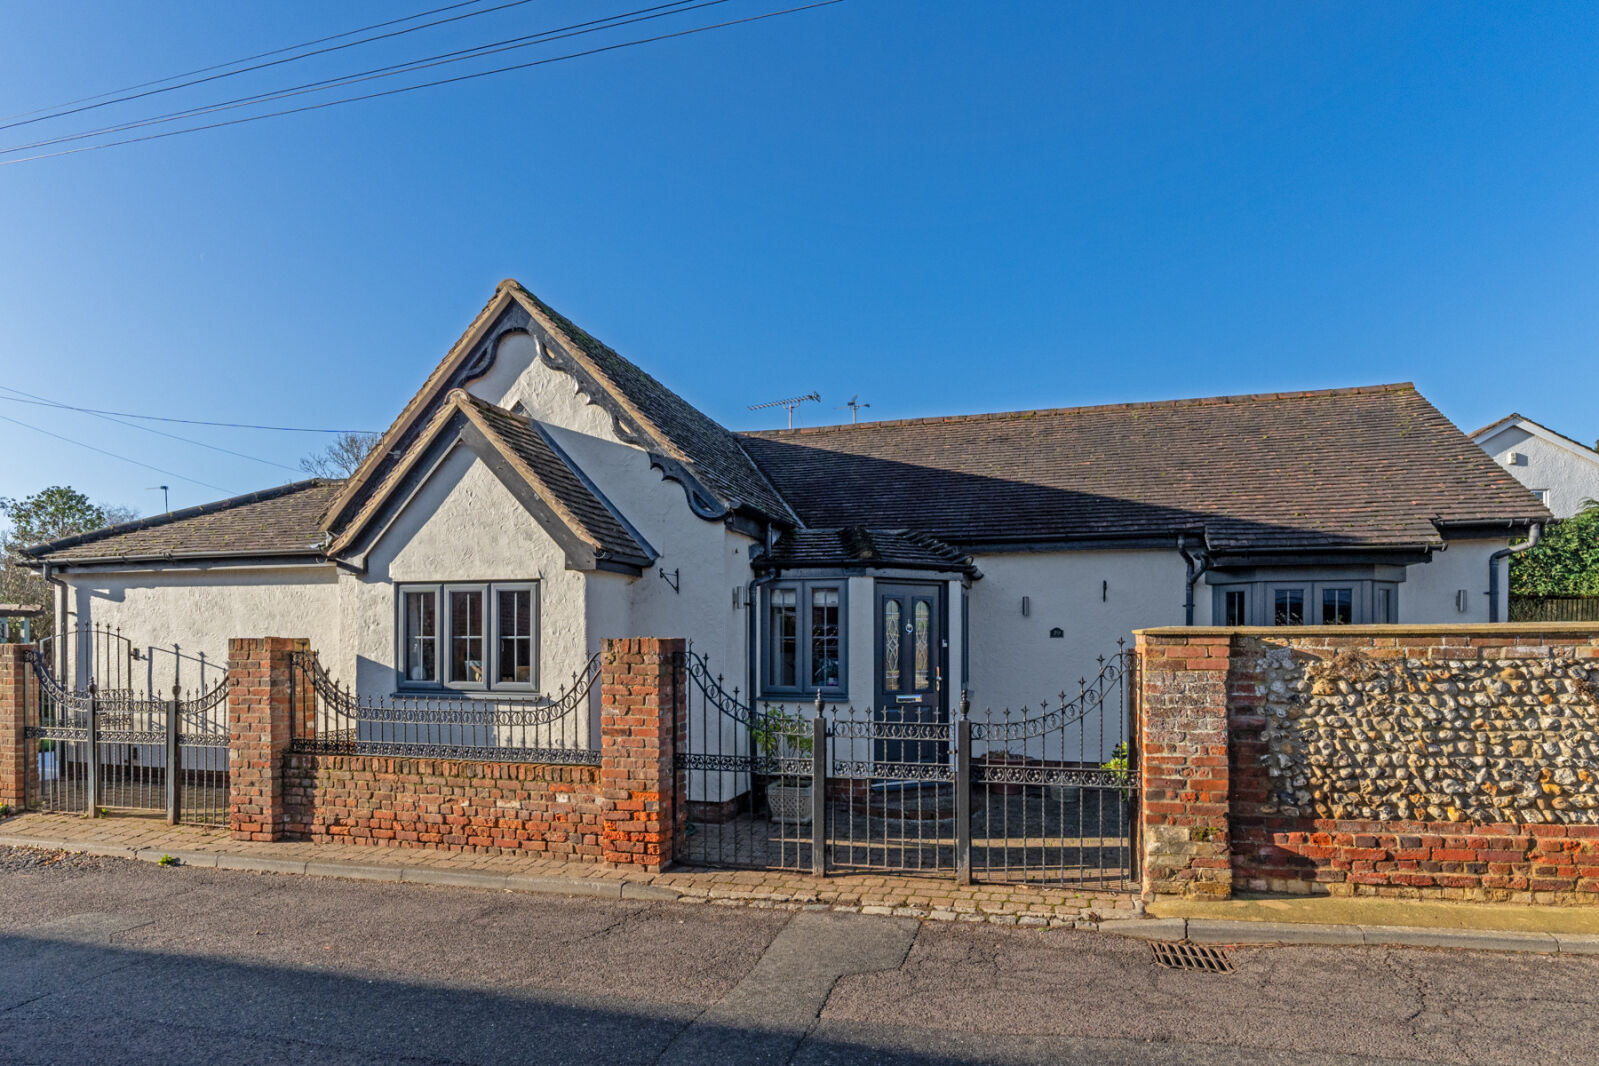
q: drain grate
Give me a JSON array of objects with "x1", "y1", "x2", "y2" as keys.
[{"x1": 1150, "y1": 941, "x2": 1235, "y2": 974}]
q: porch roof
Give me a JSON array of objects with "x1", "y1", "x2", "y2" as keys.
[{"x1": 754, "y1": 527, "x2": 978, "y2": 576}]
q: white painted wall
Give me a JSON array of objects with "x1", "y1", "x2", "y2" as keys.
[
  {"x1": 58, "y1": 566, "x2": 338, "y2": 692},
  {"x1": 1477, "y1": 423, "x2": 1599, "y2": 519},
  {"x1": 344, "y1": 442, "x2": 591, "y2": 702},
  {"x1": 1403, "y1": 537, "x2": 1504, "y2": 624},
  {"x1": 469, "y1": 324, "x2": 753, "y2": 685},
  {"x1": 968, "y1": 549, "x2": 1187, "y2": 711}
]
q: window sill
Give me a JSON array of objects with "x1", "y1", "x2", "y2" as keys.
[
  {"x1": 394, "y1": 685, "x2": 547, "y2": 702},
  {"x1": 759, "y1": 691, "x2": 849, "y2": 704}
]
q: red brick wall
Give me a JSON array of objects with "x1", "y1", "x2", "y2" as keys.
[
  {"x1": 1136, "y1": 632, "x2": 1233, "y2": 898},
  {"x1": 0, "y1": 644, "x2": 29, "y2": 811},
  {"x1": 265, "y1": 636, "x2": 683, "y2": 870},
  {"x1": 598, "y1": 637, "x2": 682, "y2": 869},
  {"x1": 1139, "y1": 625, "x2": 1599, "y2": 905},
  {"x1": 228, "y1": 637, "x2": 308, "y2": 841},
  {"x1": 284, "y1": 754, "x2": 605, "y2": 857}
]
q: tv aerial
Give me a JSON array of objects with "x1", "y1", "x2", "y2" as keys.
[
  {"x1": 839, "y1": 395, "x2": 871, "y2": 423},
  {"x1": 748, "y1": 391, "x2": 821, "y2": 428}
]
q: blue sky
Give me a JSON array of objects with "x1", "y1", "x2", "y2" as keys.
[{"x1": 0, "y1": 1, "x2": 1595, "y2": 516}]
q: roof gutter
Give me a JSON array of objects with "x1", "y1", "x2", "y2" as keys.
[
  {"x1": 27, "y1": 549, "x2": 330, "y2": 572},
  {"x1": 1488, "y1": 522, "x2": 1543, "y2": 623},
  {"x1": 1177, "y1": 532, "x2": 1211, "y2": 626}
]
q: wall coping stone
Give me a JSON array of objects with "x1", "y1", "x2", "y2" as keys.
[{"x1": 1137, "y1": 623, "x2": 1599, "y2": 637}]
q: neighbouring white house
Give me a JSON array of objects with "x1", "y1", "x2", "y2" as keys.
[
  {"x1": 24, "y1": 280, "x2": 1550, "y2": 721},
  {"x1": 1471, "y1": 413, "x2": 1599, "y2": 520}
]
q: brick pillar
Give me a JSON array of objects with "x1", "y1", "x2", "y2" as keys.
[
  {"x1": 598, "y1": 637, "x2": 683, "y2": 871},
  {"x1": 228, "y1": 637, "x2": 308, "y2": 841},
  {"x1": 0, "y1": 643, "x2": 31, "y2": 811},
  {"x1": 1136, "y1": 630, "x2": 1233, "y2": 901}
]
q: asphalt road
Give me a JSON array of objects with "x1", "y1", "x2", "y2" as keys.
[{"x1": 0, "y1": 847, "x2": 1594, "y2": 1066}]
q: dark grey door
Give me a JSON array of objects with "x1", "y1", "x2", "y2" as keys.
[{"x1": 874, "y1": 582, "x2": 946, "y2": 764}]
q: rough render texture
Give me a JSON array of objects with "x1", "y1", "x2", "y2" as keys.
[
  {"x1": 1139, "y1": 625, "x2": 1599, "y2": 905},
  {"x1": 269, "y1": 637, "x2": 681, "y2": 870}
]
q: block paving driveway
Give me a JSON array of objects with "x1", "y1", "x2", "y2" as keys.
[{"x1": 0, "y1": 846, "x2": 1594, "y2": 1066}]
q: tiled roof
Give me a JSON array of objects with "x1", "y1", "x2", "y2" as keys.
[
  {"x1": 755, "y1": 528, "x2": 977, "y2": 575},
  {"x1": 740, "y1": 385, "x2": 1550, "y2": 552},
  {"x1": 24, "y1": 481, "x2": 340, "y2": 563},
  {"x1": 323, "y1": 282, "x2": 796, "y2": 536},
  {"x1": 459, "y1": 394, "x2": 653, "y2": 567},
  {"x1": 509, "y1": 284, "x2": 795, "y2": 524}
]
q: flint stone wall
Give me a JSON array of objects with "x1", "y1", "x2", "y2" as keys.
[
  {"x1": 1256, "y1": 646, "x2": 1599, "y2": 825},
  {"x1": 1139, "y1": 625, "x2": 1599, "y2": 905}
]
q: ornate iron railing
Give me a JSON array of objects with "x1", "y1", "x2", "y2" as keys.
[
  {"x1": 288, "y1": 651, "x2": 601, "y2": 765},
  {"x1": 674, "y1": 643, "x2": 1139, "y2": 890},
  {"x1": 22, "y1": 649, "x2": 232, "y2": 827}
]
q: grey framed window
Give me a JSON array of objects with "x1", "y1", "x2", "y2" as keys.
[
  {"x1": 763, "y1": 581, "x2": 848, "y2": 697},
  {"x1": 1214, "y1": 578, "x2": 1399, "y2": 626},
  {"x1": 447, "y1": 585, "x2": 487, "y2": 688},
  {"x1": 1374, "y1": 584, "x2": 1396, "y2": 624},
  {"x1": 1273, "y1": 587, "x2": 1306, "y2": 626},
  {"x1": 402, "y1": 587, "x2": 439, "y2": 683},
  {"x1": 768, "y1": 587, "x2": 799, "y2": 689},
  {"x1": 1321, "y1": 587, "x2": 1354, "y2": 625},
  {"x1": 398, "y1": 581, "x2": 539, "y2": 692},
  {"x1": 1222, "y1": 588, "x2": 1248, "y2": 626},
  {"x1": 493, "y1": 583, "x2": 538, "y2": 690},
  {"x1": 809, "y1": 587, "x2": 841, "y2": 688}
]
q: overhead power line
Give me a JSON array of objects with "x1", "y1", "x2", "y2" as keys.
[
  {"x1": 0, "y1": 1, "x2": 846, "y2": 168},
  {"x1": 0, "y1": 0, "x2": 543, "y2": 134},
  {"x1": 0, "y1": 412, "x2": 232, "y2": 493},
  {"x1": 0, "y1": 0, "x2": 496, "y2": 124},
  {"x1": 0, "y1": 386, "x2": 303, "y2": 473},
  {"x1": 0, "y1": 0, "x2": 721, "y2": 158},
  {"x1": 0, "y1": 388, "x2": 376, "y2": 434}
]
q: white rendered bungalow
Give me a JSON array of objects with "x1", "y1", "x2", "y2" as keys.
[{"x1": 25, "y1": 281, "x2": 1549, "y2": 721}]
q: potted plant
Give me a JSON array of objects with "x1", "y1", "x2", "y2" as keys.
[
  {"x1": 1102, "y1": 742, "x2": 1133, "y2": 802},
  {"x1": 753, "y1": 707, "x2": 814, "y2": 825}
]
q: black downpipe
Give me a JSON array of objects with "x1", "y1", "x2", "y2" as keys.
[
  {"x1": 1488, "y1": 522, "x2": 1543, "y2": 623},
  {"x1": 1177, "y1": 533, "x2": 1212, "y2": 626}
]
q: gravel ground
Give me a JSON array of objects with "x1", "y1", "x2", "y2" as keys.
[{"x1": 0, "y1": 845, "x2": 122, "y2": 875}]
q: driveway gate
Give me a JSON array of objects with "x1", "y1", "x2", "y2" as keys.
[
  {"x1": 674, "y1": 645, "x2": 1138, "y2": 889},
  {"x1": 22, "y1": 649, "x2": 231, "y2": 827}
]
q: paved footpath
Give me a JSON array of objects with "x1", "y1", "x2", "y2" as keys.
[
  {"x1": 0, "y1": 812, "x2": 1140, "y2": 926},
  {"x1": 2, "y1": 845, "x2": 1597, "y2": 1066}
]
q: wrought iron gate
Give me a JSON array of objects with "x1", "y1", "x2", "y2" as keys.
[
  {"x1": 674, "y1": 644, "x2": 1138, "y2": 889},
  {"x1": 22, "y1": 650, "x2": 231, "y2": 827}
]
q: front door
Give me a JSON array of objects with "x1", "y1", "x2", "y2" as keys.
[{"x1": 875, "y1": 582, "x2": 946, "y2": 763}]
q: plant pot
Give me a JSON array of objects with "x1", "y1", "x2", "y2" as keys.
[
  {"x1": 1046, "y1": 784, "x2": 1081, "y2": 804},
  {"x1": 765, "y1": 782, "x2": 813, "y2": 825}
]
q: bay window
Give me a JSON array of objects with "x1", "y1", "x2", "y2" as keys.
[
  {"x1": 763, "y1": 581, "x2": 847, "y2": 697},
  {"x1": 398, "y1": 582, "x2": 538, "y2": 691},
  {"x1": 1212, "y1": 578, "x2": 1400, "y2": 627}
]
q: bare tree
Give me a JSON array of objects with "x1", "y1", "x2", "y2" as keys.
[{"x1": 300, "y1": 432, "x2": 381, "y2": 480}]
